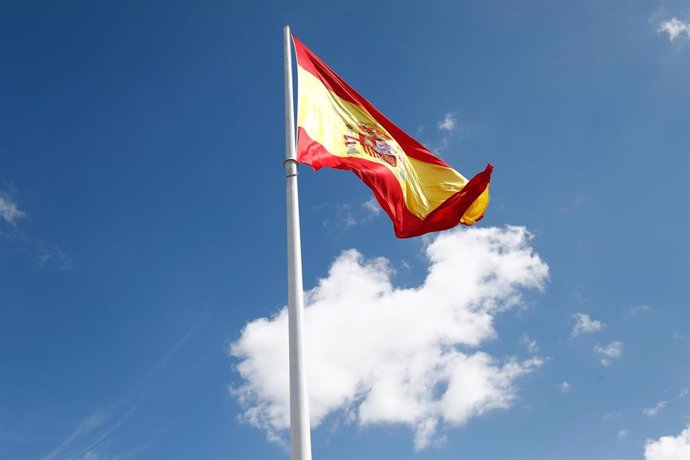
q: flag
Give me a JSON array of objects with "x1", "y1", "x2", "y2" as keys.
[{"x1": 293, "y1": 35, "x2": 493, "y2": 238}]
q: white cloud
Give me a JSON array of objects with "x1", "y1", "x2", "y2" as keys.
[
  {"x1": 645, "y1": 423, "x2": 690, "y2": 460},
  {"x1": 437, "y1": 113, "x2": 457, "y2": 132},
  {"x1": 618, "y1": 429, "x2": 630, "y2": 440},
  {"x1": 0, "y1": 188, "x2": 74, "y2": 270},
  {"x1": 361, "y1": 197, "x2": 382, "y2": 217},
  {"x1": 0, "y1": 193, "x2": 26, "y2": 226},
  {"x1": 659, "y1": 18, "x2": 690, "y2": 42},
  {"x1": 230, "y1": 226, "x2": 549, "y2": 450},
  {"x1": 558, "y1": 382, "x2": 571, "y2": 394},
  {"x1": 672, "y1": 330, "x2": 687, "y2": 340},
  {"x1": 319, "y1": 203, "x2": 357, "y2": 230},
  {"x1": 519, "y1": 334, "x2": 539, "y2": 353},
  {"x1": 321, "y1": 198, "x2": 384, "y2": 231},
  {"x1": 425, "y1": 112, "x2": 465, "y2": 154},
  {"x1": 643, "y1": 400, "x2": 668, "y2": 417},
  {"x1": 679, "y1": 388, "x2": 689, "y2": 398},
  {"x1": 38, "y1": 243, "x2": 73, "y2": 270},
  {"x1": 559, "y1": 195, "x2": 588, "y2": 214},
  {"x1": 40, "y1": 322, "x2": 199, "y2": 460},
  {"x1": 571, "y1": 313, "x2": 603, "y2": 337},
  {"x1": 593, "y1": 341, "x2": 623, "y2": 366},
  {"x1": 629, "y1": 304, "x2": 652, "y2": 315},
  {"x1": 340, "y1": 206, "x2": 357, "y2": 228}
]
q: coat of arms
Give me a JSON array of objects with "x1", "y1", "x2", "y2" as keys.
[{"x1": 344, "y1": 123, "x2": 399, "y2": 167}]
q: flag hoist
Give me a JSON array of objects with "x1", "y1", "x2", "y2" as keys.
[{"x1": 283, "y1": 25, "x2": 492, "y2": 459}]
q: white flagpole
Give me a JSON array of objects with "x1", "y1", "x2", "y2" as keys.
[{"x1": 283, "y1": 25, "x2": 312, "y2": 460}]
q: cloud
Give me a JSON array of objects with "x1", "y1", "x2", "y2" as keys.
[
  {"x1": 334, "y1": 204, "x2": 357, "y2": 229},
  {"x1": 38, "y1": 243, "x2": 73, "y2": 270},
  {"x1": 645, "y1": 423, "x2": 690, "y2": 460},
  {"x1": 573, "y1": 196, "x2": 586, "y2": 206},
  {"x1": 361, "y1": 197, "x2": 382, "y2": 217},
  {"x1": 437, "y1": 113, "x2": 457, "y2": 132},
  {"x1": 558, "y1": 382, "x2": 571, "y2": 394},
  {"x1": 658, "y1": 18, "x2": 690, "y2": 42},
  {"x1": 617, "y1": 429, "x2": 629, "y2": 440},
  {"x1": 0, "y1": 193, "x2": 26, "y2": 226},
  {"x1": 0, "y1": 187, "x2": 73, "y2": 269},
  {"x1": 643, "y1": 400, "x2": 668, "y2": 417},
  {"x1": 230, "y1": 226, "x2": 549, "y2": 450},
  {"x1": 422, "y1": 111, "x2": 468, "y2": 154},
  {"x1": 559, "y1": 195, "x2": 588, "y2": 214},
  {"x1": 320, "y1": 198, "x2": 382, "y2": 232},
  {"x1": 571, "y1": 313, "x2": 603, "y2": 337},
  {"x1": 40, "y1": 322, "x2": 200, "y2": 460},
  {"x1": 319, "y1": 203, "x2": 357, "y2": 230},
  {"x1": 40, "y1": 402, "x2": 140, "y2": 460},
  {"x1": 593, "y1": 341, "x2": 623, "y2": 366},
  {"x1": 629, "y1": 304, "x2": 652, "y2": 316},
  {"x1": 519, "y1": 334, "x2": 539, "y2": 353}
]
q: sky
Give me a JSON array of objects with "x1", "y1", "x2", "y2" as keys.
[{"x1": 0, "y1": 1, "x2": 688, "y2": 459}]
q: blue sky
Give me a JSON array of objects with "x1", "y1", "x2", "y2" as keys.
[{"x1": 1, "y1": 1, "x2": 688, "y2": 459}]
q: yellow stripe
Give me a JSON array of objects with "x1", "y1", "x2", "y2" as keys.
[
  {"x1": 297, "y1": 66, "x2": 473, "y2": 219},
  {"x1": 460, "y1": 187, "x2": 490, "y2": 225}
]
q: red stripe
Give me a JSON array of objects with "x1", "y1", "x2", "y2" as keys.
[
  {"x1": 292, "y1": 35, "x2": 451, "y2": 168},
  {"x1": 297, "y1": 127, "x2": 492, "y2": 238}
]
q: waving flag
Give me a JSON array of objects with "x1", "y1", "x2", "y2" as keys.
[{"x1": 293, "y1": 35, "x2": 493, "y2": 238}]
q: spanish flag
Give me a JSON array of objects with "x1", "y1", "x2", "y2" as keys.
[{"x1": 294, "y1": 35, "x2": 493, "y2": 238}]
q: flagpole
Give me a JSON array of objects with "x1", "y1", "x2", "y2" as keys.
[{"x1": 283, "y1": 25, "x2": 312, "y2": 460}]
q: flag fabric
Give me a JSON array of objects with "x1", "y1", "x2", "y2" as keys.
[{"x1": 293, "y1": 35, "x2": 493, "y2": 238}]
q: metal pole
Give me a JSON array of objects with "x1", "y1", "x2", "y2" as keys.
[{"x1": 283, "y1": 25, "x2": 312, "y2": 460}]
